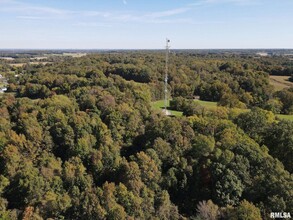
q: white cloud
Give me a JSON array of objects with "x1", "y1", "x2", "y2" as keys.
[
  {"x1": 202, "y1": 0, "x2": 260, "y2": 6},
  {"x1": 16, "y1": 15, "x2": 48, "y2": 20},
  {"x1": 0, "y1": 0, "x2": 72, "y2": 17},
  {"x1": 0, "y1": 0, "x2": 200, "y2": 25},
  {"x1": 145, "y1": 7, "x2": 190, "y2": 19},
  {"x1": 73, "y1": 22, "x2": 112, "y2": 28},
  {"x1": 80, "y1": 11, "x2": 111, "y2": 18}
]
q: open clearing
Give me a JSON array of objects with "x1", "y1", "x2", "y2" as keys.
[
  {"x1": 276, "y1": 114, "x2": 293, "y2": 120},
  {"x1": 151, "y1": 99, "x2": 293, "y2": 120},
  {"x1": 151, "y1": 100, "x2": 183, "y2": 116},
  {"x1": 269, "y1": 75, "x2": 293, "y2": 91},
  {"x1": 151, "y1": 99, "x2": 217, "y2": 117}
]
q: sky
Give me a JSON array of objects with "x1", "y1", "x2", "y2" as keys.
[{"x1": 0, "y1": 0, "x2": 292, "y2": 49}]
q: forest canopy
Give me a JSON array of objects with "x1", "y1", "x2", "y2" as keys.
[{"x1": 0, "y1": 52, "x2": 292, "y2": 219}]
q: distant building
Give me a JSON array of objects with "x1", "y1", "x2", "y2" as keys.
[{"x1": 256, "y1": 52, "x2": 269, "y2": 57}]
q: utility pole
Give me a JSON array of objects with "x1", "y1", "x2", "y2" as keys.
[{"x1": 164, "y1": 38, "x2": 170, "y2": 113}]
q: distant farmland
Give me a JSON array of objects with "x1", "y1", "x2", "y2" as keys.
[{"x1": 9, "y1": 62, "x2": 52, "y2": 67}]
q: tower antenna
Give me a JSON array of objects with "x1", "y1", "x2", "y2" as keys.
[{"x1": 164, "y1": 38, "x2": 170, "y2": 115}]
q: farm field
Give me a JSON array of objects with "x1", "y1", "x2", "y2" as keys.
[
  {"x1": 9, "y1": 62, "x2": 52, "y2": 67},
  {"x1": 62, "y1": 52, "x2": 87, "y2": 57},
  {"x1": 0, "y1": 57, "x2": 15, "y2": 60},
  {"x1": 269, "y1": 75, "x2": 293, "y2": 91},
  {"x1": 43, "y1": 53, "x2": 87, "y2": 57}
]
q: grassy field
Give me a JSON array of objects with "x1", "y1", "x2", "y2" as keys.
[
  {"x1": 151, "y1": 99, "x2": 217, "y2": 117},
  {"x1": 276, "y1": 114, "x2": 293, "y2": 120},
  {"x1": 151, "y1": 99, "x2": 293, "y2": 120},
  {"x1": 194, "y1": 100, "x2": 218, "y2": 108},
  {"x1": 269, "y1": 75, "x2": 293, "y2": 91},
  {"x1": 151, "y1": 100, "x2": 183, "y2": 116},
  {"x1": 9, "y1": 63, "x2": 25, "y2": 67}
]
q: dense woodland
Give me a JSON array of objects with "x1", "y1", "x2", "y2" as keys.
[{"x1": 0, "y1": 52, "x2": 292, "y2": 219}]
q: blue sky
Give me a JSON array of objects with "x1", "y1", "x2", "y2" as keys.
[{"x1": 0, "y1": 0, "x2": 292, "y2": 49}]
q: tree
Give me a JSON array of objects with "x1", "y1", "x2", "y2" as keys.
[
  {"x1": 263, "y1": 120, "x2": 293, "y2": 173},
  {"x1": 275, "y1": 89, "x2": 293, "y2": 114},
  {"x1": 264, "y1": 99, "x2": 283, "y2": 114},
  {"x1": 219, "y1": 93, "x2": 246, "y2": 108},
  {"x1": 196, "y1": 200, "x2": 219, "y2": 220},
  {"x1": 155, "y1": 190, "x2": 179, "y2": 220},
  {"x1": 212, "y1": 168, "x2": 244, "y2": 206},
  {"x1": 225, "y1": 200, "x2": 262, "y2": 220},
  {"x1": 101, "y1": 182, "x2": 127, "y2": 220},
  {"x1": 115, "y1": 183, "x2": 143, "y2": 218},
  {"x1": 191, "y1": 134, "x2": 215, "y2": 158},
  {"x1": 132, "y1": 151, "x2": 161, "y2": 189},
  {"x1": 235, "y1": 108, "x2": 274, "y2": 143}
]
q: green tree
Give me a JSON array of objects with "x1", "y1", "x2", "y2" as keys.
[
  {"x1": 263, "y1": 120, "x2": 293, "y2": 172},
  {"x1": 226, "y1": 200, "x2": 262, "y2": 220},
  {"x1": 212, "y1": 168, "x2": 244, "y2": 206},
  {"x1": 191, "y1": 134, "x2": 215, "y2": 158},
  {"x1": 275, "y1": 89, "x2": 293, "y2": 114},
  {"x1": 235, "y1": 108, "x2": 274, "y2": 143}
]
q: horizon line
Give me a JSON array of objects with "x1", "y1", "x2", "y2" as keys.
[{"x1": 1, "y1": 48, "x2": 293, "y2": 51}]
